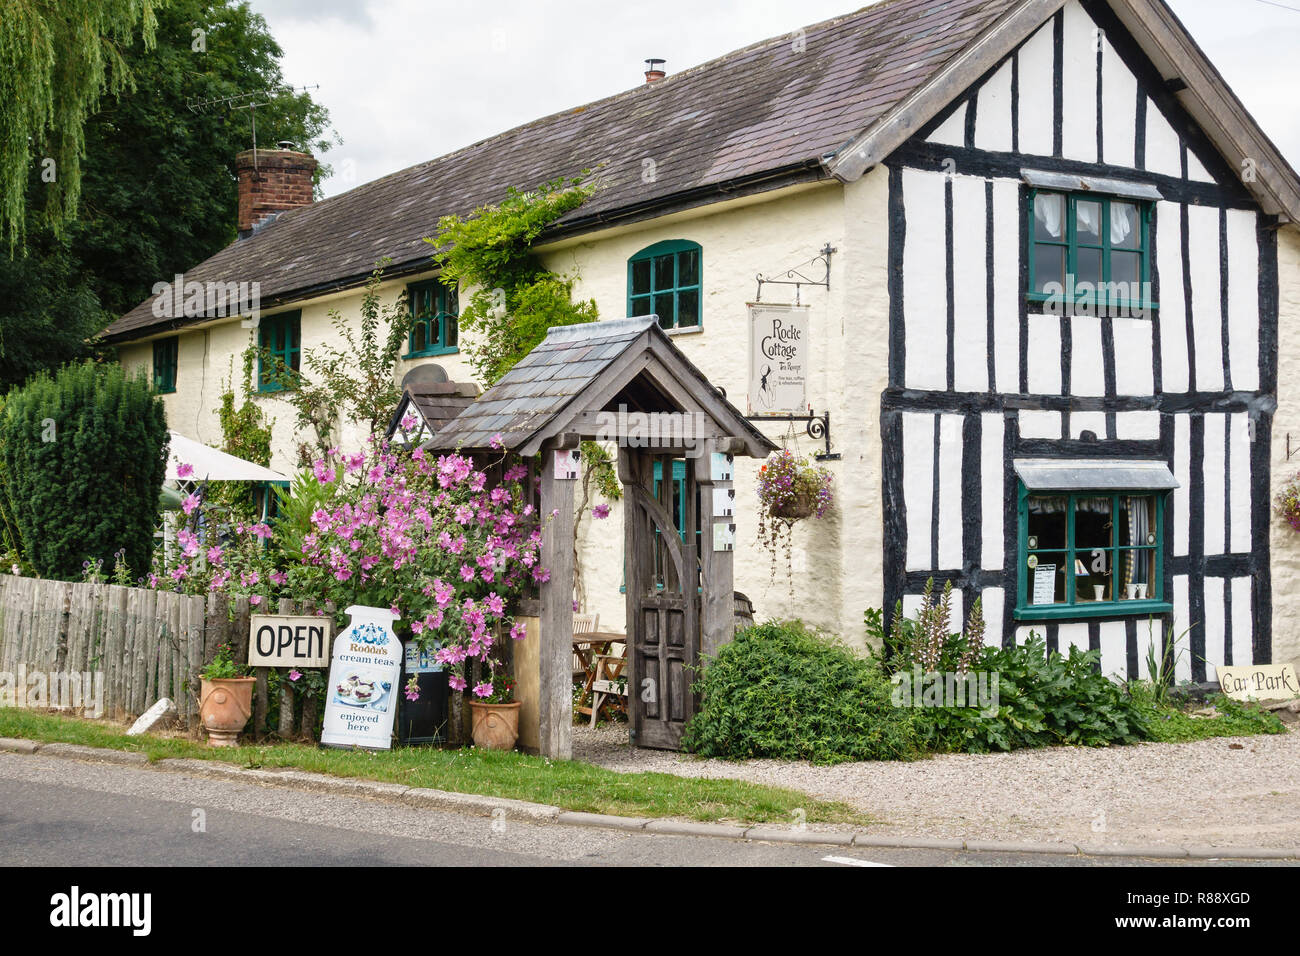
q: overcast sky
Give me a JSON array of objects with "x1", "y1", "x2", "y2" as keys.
[{"x1": 246, "y1": 0, "x2": 1300, "y2": 198}]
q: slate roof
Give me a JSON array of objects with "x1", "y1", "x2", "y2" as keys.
[
  {"x1": 104, "y1": 0, "x2": 1019, "y2": 342},
  {"x1": 426, "y1": 317, "x2": 775, "y2": 456}
]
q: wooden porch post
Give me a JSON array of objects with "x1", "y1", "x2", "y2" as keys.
[
  {"x1": 695, "y1": 438, "x2": 737, "y2": 662},
  {"x1": 538, "y1": 441, "x2": 575, "y2": 759}
]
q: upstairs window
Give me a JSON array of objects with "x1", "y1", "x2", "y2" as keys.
[
  {"x1": 257, "y1": 311, "x2": 301, "y2": 392},
  {"x1": 405, "y1": 280, "x2": 458, "y2": 357},
  {"x1": 1027, "y1": 190, "x2": 1153, "y2": 316},
  {"x1": 628, "y1": 240, "x2": 701, "y2": 330},
  {"x1": 153, "y1": 337, "x2": 178, "y2": 393}
]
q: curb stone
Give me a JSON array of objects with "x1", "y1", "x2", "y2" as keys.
[
  {"x1": 1077, "y1": 844, "x2": 1190, "y2": 859},
  {"x1": 644, "y1": 820, "x2": 749, "y2": 839},
  {"x1": 965, "y1": 839, "x2": 1081, "y2": 855},
  {"x1": 401, "y1": 787, "x2": 561, "y2": 822},
  {"x1": 556, "y1": 811, "x2": 650, "y2": 831},
  {"x1": 854, "y1": 835, "x2": 965, "y2": 851},
  {"x1": 11, "y1": 738, "x2": 1300, "y2": 860},
  {"x1": 744, "y1": 826, "x2": 854, "y2": 847},
  {"x1": 0, "y1": 736, "x2": 41, "y2": 754},
  {"x1": 37, "y1": 742, "x2": 149, "y2": 766}
]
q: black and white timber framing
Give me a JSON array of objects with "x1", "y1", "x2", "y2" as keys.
[{"x1": 880, "y1": 0, "x2": 1278, "y2": 680}]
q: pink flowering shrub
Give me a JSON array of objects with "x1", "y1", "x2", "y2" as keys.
[{"x1": 152, "y1": 443, "x2": 547, "y2": 698}]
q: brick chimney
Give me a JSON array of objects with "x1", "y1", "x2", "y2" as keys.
[
  {"x1": 234, "y1": 145, "x2": 317, "y2": 237},
  {"x1": 644, "y1": 58, "x2": 666, "y2": 83}
]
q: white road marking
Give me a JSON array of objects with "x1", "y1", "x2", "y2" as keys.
[{"x1": 822, "y1": 855, "x2": 893, "y2": 867}]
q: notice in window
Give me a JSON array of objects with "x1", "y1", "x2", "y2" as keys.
[{"x1": 1032, "y1": 564, "x2": 1057, "y2": 605}]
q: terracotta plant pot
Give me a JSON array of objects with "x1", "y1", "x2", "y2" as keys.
[
  {"x1": 770, "y1": 491, "x2": 816, "y2": 521},
  {"x1": 199, "y1": 677, "x2": 256, "y2": 747},
  {"x1": 469, "y1": 700, "x2": 521, "y2": 751}
]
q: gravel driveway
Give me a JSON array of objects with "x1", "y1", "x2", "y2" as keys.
[{"x1": 573, "y1": 723, "x2": 1300, "y2": 848}]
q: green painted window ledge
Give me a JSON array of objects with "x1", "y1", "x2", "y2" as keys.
[{"x1": 1014, "y1": 600, "x2": 1173, "y2": 622}]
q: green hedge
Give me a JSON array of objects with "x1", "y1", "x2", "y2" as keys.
[
  {"x1": 0, "y1": 361, "x2": 167, "y2": 579},
  {"x1": 681, "y1": 620, "x2": 923, "y2": 764}
]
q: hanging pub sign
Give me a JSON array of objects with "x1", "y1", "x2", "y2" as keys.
[
  {"x1": 748, "y1": 303, "x2": 810, "y2": 416},
  {"x1": 320, "y1": 605, "x2": 403, "y2": 750},
  {"x1": 247, "y1": 615, "x2": 331, "y2": 669}
]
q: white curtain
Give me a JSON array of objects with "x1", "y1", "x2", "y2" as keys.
[
  {"x1": 1110, "y1": 203, "x2": 1136, "y2": 245},
  {"x1": 1076, "y1": 202, "x2": 1100, "y2": 239},
  {"x1": 1034, "y1": 193, "x2": 1064, "y2": 238},
  {"x1": 1126, "y1": 496, "x2": 1150, "y2": 585}
]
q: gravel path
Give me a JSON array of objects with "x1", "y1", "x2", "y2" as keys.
[{"x1": 573, "y1": 723, "x2": 1300, "y2": 848}]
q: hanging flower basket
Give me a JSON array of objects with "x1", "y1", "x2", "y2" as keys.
[{"x1": 770, "y1": 490, "x2": 817, "y2": 521}]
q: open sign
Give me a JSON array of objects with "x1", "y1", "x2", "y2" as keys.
[{"x1": 248, "y1": 615, "x2": 331, "y2": 668}]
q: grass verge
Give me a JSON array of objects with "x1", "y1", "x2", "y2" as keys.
[{"x1": 0, "y1": 709, "x2": 866, "y2": 826}]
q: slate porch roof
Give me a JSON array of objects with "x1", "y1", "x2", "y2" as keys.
[
  {"x1": 425, "y1": 317, "x2": 775, "y2": 457},
  {"x1": 385, "y1": 382, "x2": 480, "y2": 445},
  {"x1": 104, "y1": 0, "x2": 1020, "y2": 342}
]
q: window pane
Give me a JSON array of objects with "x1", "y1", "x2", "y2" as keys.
[
  {"x1": 1111, "y1": 202, "x2": 1140, "y2": 248},
  {"x1": 631, "y1": 259, "x2": 651, "y2": 296},
  {"x1": 1111, "y1": 250, "x2": 1141, "y2": 289},
  {"x1": 1034, "y1": 193, "x2": 1065, "y2": 240},
  {"x1": 1076, "y1": 247, "x2": 1102, "y2": 286},
  {"x1": 1028, "y1": 552, "x2": 1067, "y2": 605},
  {"x1": 1076, "y1": 200, "x2": 1102, "y2": 243},
  {"x1": 1034, "y1": 245, "x2": 1066, "y2": 294},
  {"x1": 678, "y1": 249, "x2": 699, "y2": 287},
  {"x1": 654, "y1": 293, "x2": 675, "y2": 327},
  {"x1": 445, "y1": 316, "x2": 458, "y2": 348},
  {"x1": 654, "y1": 254, "x2": 675, "y2": 291},
  {"x1": 1118, "y1": 549, "x2": 1157, "y2": 600},
  {"x1": 630, "y1": 295, "x2": 652, "y2": 317},
  {"x1": 677, "y1": 289, "x2": 699, "y2": 327},
  {"x1": 445, "y1": 284, "x2": 458, "y2": 315},
  {"x1": 413, "y1": 322, "x2": 427, "y2": 353},
  {"x1": 1026, "y1": 497, "x2": 1068, "y2": 550},
  {"x1": 1073, "y1": 497, "x2": 1112, "y2": 602}
]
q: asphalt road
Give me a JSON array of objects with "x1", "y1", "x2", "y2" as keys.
[{"x1": 0, "y1": 752, "x2": 1279, "y2": 867}]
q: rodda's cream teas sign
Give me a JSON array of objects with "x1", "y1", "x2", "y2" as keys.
[
  {"x1": 320, "y1": 605, "x2": 403, "y2": 750},
  {"x1": 748, "y1": 303, "x2": 809, "y2": 416}
]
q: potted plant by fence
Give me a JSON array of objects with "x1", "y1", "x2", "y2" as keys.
[
  {"x1": 469, "y1": 673, "x2": 521, "y2": 751},
  {"x1": 199, "y1": 642, "x2": 255, "y2": 747},
  {"x1": 756, "y1": 449, "x2": 834, "y2": 585}
]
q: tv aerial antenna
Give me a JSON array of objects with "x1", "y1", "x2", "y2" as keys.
[{"x1": 185, "y1": 84, "x2": 320, "y2": 174}]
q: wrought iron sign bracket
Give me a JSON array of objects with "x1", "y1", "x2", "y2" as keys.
[
  {"x1": 746, "y1": 409, "x2": 840, "y2": 461},
  {"x1": 754, "y1": 244, "x2": 836, "y2": 305}
]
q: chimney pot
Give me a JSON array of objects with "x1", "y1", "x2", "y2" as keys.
[{"x1": 644, "y1": 58, "x2": 666, "y2": 83}]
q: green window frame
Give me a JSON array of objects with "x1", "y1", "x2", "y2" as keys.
[
  {"x1": 628, "y1": 240, "x2": 701, "y2": 330},
  {"x1": 404, "y1": 280, "x2": 459, "y2": 358},
  {"x1": 153, "y1": 337, "x2": 178, "y2": 393},
  {"x1": 1027, "y1": 189, "x2": 1155, "y2": 314},
  {"x1": 1015, "y1": 482, "x2": 1171, "y2": 621},
  {"x1": 257, "y1": 311, "x2": 301, "y2": 393}
]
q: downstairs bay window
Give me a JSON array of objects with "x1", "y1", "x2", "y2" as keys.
[{"x1": 1014, "y1": 459, "x2": 1176, "y2": 620}]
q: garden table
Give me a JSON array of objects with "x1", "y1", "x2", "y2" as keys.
[{"x1": 574, "y1": 631, "x2": 626, "y2": 722}]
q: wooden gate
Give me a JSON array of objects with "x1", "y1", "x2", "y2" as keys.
[{"x1": 620, "y1": 451, "x2": 700, "y2": 750}]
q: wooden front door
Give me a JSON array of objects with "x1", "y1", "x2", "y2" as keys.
[{"x1": 621, "y1": 452, "x2": 700, "y2": 750}]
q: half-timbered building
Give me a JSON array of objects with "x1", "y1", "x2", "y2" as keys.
[{"x1": 104, "y1": 0, "x2": 1300, "y2": 685}]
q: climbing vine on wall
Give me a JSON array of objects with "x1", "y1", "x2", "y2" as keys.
[{"x1": 427, "y1": 175, "x2": 621, "y2": 610}]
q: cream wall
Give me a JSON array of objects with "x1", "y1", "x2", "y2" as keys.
[
  {"x1": 540, "y1": 176, "x2": 889, "y2": 645},
  {"x1": 119, "y1": 276, "x2": 476, "y2": 476},
  {"x1": 1270, "y1": 224, "x2": 1300, "y2": 670}
]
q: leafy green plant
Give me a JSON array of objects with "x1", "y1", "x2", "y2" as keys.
[
  {"x1": 202, "y1": 642, "x2": 248, "y2": 680},
  {"x1": 1143, "y1": 616, "x2": 1191, "y2": 705},
  {"x1": 262, "y1": 264, "x2": 411, "y2": 464},
  {"x1": 682, "y1": 620, "x2": 923, "y2": 764},
  {"x1": 211, "y1": 346, "x2": 275, "y2": 518},
  {"x1": 1129, "y1": 684, "x2": 1286, "y2": 742},
  {"x1": 427, "y1": 175, "x2": 599, "y2": 387},
  {"x1": 0, "y1": 361, "x2": 167, "y2": 579}
]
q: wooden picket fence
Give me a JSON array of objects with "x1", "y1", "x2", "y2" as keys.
[{"x1": 0, "y1": 575, "x2": 305, "y2": 730}]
